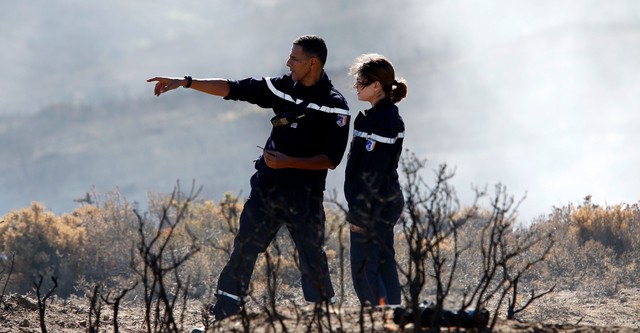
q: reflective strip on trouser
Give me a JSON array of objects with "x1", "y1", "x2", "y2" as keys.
[{"x1": 215, "y1": 290, "x2": 247, "y2": 304}]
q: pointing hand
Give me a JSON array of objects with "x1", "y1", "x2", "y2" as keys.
[{"x1": 146, "y1": 77, "x2": 183, "y2": 96}]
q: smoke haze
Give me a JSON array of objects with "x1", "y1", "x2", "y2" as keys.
[{"x1": 2, "y1": 0, "x2": 640, "y2": 223}]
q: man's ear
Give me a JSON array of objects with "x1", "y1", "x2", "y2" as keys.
[{"x1": 310, "y1": 56, "x2": 321, "y2": 68}]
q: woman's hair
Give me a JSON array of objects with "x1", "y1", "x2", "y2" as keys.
[{"x1": 349, "y1": 53, "x2": 407, "y2": 103}]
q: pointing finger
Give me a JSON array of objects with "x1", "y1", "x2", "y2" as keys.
[{"x1": 155, "y1": 82, "x2": 164, "y2": 96}]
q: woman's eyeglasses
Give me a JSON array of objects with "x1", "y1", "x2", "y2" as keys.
[{"x1": 354, "y1": 79, "x2": 371, "y2": 88}]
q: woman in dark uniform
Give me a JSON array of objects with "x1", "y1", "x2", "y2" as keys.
[{"x1": 344, "y1": 54, "x2": 408, "y2": 306}]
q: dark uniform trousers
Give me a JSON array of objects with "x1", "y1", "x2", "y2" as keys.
[
  {"x1": 350, "y1": 197, "x2": 403, "y2": 306},
  {"x1": 215, "y1": 173, "x2": 335, "y2": 311}
]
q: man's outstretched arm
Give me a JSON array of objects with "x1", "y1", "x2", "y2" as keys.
[{"x1": 146, "y1": 77, "x2": 230, "y2": 97}]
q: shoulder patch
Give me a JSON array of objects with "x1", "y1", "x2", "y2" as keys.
[
  {"x1": 336, "y1": 114, "x2": 348, "y2": 127},
  {"x1": 365, "y1": 139, "x2": 376, "y2": 152}
]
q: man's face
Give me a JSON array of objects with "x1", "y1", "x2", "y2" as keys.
[{"x1": 286, "y1": 45, "x2": 313, "y2": 82}]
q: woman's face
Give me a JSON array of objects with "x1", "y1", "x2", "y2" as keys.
[
  {"x1": 353, "y1": 76, "x2": 375, "y2": 103},
  {"x1": 354, "y1": 74, "x2": 385, "y2": 105}
]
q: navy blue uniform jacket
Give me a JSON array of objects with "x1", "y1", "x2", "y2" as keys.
[
  {"x1": 225, "y1": 71, "x2": 350, "y2": 191},
  {"x1": 344, "y1": 98, "x2": 405, "y2": 227}
]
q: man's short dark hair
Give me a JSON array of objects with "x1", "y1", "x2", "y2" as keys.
[{"x1": 293, "y1": 35, "x2": 327, "y2": 66}]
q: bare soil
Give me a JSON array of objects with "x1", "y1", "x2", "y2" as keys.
[{"x1": 1, "y1": 288, "x2": 639, "y2": 332}]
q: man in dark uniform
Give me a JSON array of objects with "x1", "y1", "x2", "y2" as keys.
[{"x1": 147, "y1": 35, "x2": 350, "y2": 321}]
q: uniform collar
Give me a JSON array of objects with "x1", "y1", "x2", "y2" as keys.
[
  {"x1": 293, "y1": 70, "x2": 330, "y2": 93},
  {"x1": 364, "y1": 98, "x2": 394, "y2": 115}
]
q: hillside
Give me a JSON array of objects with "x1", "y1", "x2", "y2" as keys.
[{"x1": 0, "y1": 93, "x2": 272, "y2": 214}]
